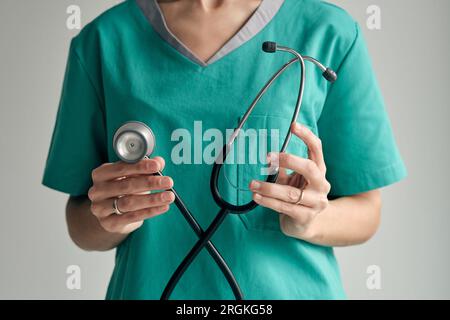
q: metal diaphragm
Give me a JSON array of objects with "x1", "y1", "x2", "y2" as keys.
[{"x1": 113, "y1": 121, "x2": 156, "y2": 163}]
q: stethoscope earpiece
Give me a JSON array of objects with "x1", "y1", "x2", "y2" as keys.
[
  {"x1": 262, "y1": 41, "x2": 277, "y2": 53},
  {"x1": 113, "y1": 121, "x2": 156, "y2": 163},
  {"x1": 323, "y1": 68, "x2": 338, "y2": 83}
]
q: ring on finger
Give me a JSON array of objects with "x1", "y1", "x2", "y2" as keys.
[
  {"x1": 113, "y1": 197, "x2": 124, "y2": 215},
  {"x1": 295, "y1": 187, "x2": 306, "y2": 205}
]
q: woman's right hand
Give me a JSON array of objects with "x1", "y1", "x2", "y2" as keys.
[{"x1": 88, "y1": 157, "x2": 175, "y2": 235}]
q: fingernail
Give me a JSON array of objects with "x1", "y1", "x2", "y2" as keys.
[
  {"x1": 250, "y1": 181, "x2": 261, "y2": 190},
  {"x1": 254, "y1": 193, "x2": 262, "y2": 201},
  {"x1": 163, "y1": 177, "x2": 173, "y2": 187},
  {"x1": 163, "y1": 192, "x2": 174, "y2": 202},
  {"x1": 267, "y1": 152, "x2": 278, "y2": 162}
]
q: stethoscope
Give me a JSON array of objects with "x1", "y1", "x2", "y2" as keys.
[{"x1": 112, "y1": 42, "x2": 337, "y2": 300}]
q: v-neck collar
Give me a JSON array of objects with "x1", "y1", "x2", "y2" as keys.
[{"x1": 135, "y1": 0, "x2": 285, "y2": 67}]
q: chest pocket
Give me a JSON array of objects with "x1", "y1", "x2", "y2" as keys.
[{"x1": 231, "y1": 114, "x2": 310, "y2": 233}]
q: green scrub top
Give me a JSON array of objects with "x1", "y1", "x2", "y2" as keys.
[{"x1": 42, "y1": 0, "x2": 407, "y2": 299}]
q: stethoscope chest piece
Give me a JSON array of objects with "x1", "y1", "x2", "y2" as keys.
[{"x1": 113, "y1": 121, "x2": 156, "y2": 163}]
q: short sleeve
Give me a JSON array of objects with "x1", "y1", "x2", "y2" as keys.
[
  {"x1": 317, "y1": 23, "x2": 407, "y2": 197},
  {"x1": 42, "y1": 41, "x2": 107, "y2": 196}
]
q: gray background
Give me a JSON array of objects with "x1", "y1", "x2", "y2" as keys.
[{"x1": 0, "y1": 0, "x2": 448, "y2": 299}]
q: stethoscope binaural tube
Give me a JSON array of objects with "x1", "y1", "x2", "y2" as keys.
[
  {"x1": 211, "y1": 42, "x2": 337, "y2": 214},
  {"x1": 112, "y1": 122, "x2": 244, "y2": 300}
]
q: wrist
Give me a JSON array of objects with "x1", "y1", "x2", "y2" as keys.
[
  {"x1": 279, "y1": 214, "x2": 320, "y2": 242},
  {"x1": 303, "y1": 201, "x2": 334, "y2": 243},
  {"x1": 280, "y1": 202, "x2": 333, "y2": 244},
  {"x1": 301, "y1": 217, "x2": 324, "y2": 243}
]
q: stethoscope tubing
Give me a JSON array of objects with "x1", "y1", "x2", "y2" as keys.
[
  {"x1": 161, "y1": 53, "x2": 308, "y2": 300},
  {"x1": 160, "y1": 207, "x2": 230, "y2": 300},
  {"x1": 153, "y1": 171, "x2": 244, "y2": 300}
]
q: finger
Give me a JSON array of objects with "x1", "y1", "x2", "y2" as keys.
[
  {"x1": 91, "y1": 191, "x2": 175, "y2": 219},
  {"x1": 253, "y1": 193, "x2": 315, "y2": 225},
  {"x1": 100, "y1": 205, "x2": 170, "y2": 232},
  {"x1": 153, "y1": 156, "x2": 166, "y2": 171},
  {"x1": 272, "y1": 153, "x2": 323, "y2": 189},
  {"x1": 90, "y1": 200, "x2": 115, "y2": 219},
  {"x1": 117, "y1": 191, "x2": 175, "y2": 213},
  {"x1": 92, "y1": 158, "x2": 164, "y2": 183},
  {"x1": 250, "y1": 180, "x2": 315, "y2": 207},
  {"x1": 89, "y1": 175, "x2": 174, "y2": 201},
  {"x1": 291, "y1": 123, "x2": 326, "y2": 172}
]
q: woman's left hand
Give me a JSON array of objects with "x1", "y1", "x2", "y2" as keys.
[{"x1": 250, "y1": 122, "x2": 331, "y2": 240}]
